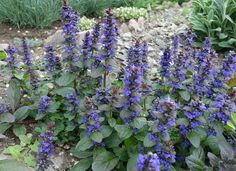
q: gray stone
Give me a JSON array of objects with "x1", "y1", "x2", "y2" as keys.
[
  {"x1": 45, "y1": 30, "x2": 92, "y2": 47},
  {"x1": 0, "y1": 44, "x2": 8, "y2": 51},
  {"x1": 120, "y1": 23, "x2": 130, "y2": 33},
  {"x1": 128, "y1": 19, "x2": 141, "y2": 32},
  {"x1": 138, "y1": 17, "x2": 145, "y2": 30}
]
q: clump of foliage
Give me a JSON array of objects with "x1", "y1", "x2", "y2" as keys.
[
  {"x1": 77, "y1": 0, "x2": 132, "y2": 17},
  {"x1": 132, "y1": 0, "x2": 162, "y2": 8},
  {"x1": 78, "y1": 16, "x2": 96, "y2": 31},
  {"x1": 113, "y1": 7, "x2": 148, "y2": 21},
  {"x1": 189, "y1": 0, "x2": 236, "y2": 51},
  {"x1": 1, "y1": 2, "x2": 236, "y2": 171},
  {"x1": 0, "y1": 0, "x2": 61, "y2": 28}
]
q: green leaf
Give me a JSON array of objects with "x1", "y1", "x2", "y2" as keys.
[
  {"x1": 0, "y1": 113, "x2": 15, "y2": 123},
  {"x1": 70, "y1": 149, "x2": 93, "y2": 159},
  {"x1": 108, "y1": 118, "x2": 116, "y2": 127},
  {"x1": 55, "y1": 73, "x2": 75, "y2": 86},
  {"x1": 207, "y1": 152, "x2": 220, "y2": 167},
  {"x1": 70, "y1": 157, "x2": 93, "y2": 171},
  {"x1": 101, "y1": 125, "x2": 113, "y2": 138},
  {"x1": 0, "y1": 123, "x2": 11, "y2": 134},
  {"x1": 3, "y1": 145, "x2": 23, "y2": 160},
  {"x1": 105, "y1": 132, "x2": 122, "y2": 148},
  {"x1": 131, "y1": 117, "x2": 147, "y2": 129},
  {"x1": 0, "y1": 160, "x2": 32, "y2": 171},
  {"x1": 76, "y1": 136, "x2": 93, "y2": 151},
  {"x1": 19, "y1": 134, "x2": 32, "y2": 146},
  {"x1": 13, "y1": 125, "x2": 26, "y2": 137},
  {"x1": 24, "y1": 154, "x2": 36, "y2": 168},
  {"x1": 29, "y1": 141, "x2": 39, "y2": 153},
  {"x1": 13, "y1": 72, "x2": 24, "y2": 80},
  {"x1": 186, "y1": 154, "x2": 205, "y2": 171},
  {"x1": 207, "y1": 136, "x2": 220, "y2": 154},
  {"x1": 114, "y1": 125, "x2": 132, "y2": 140},
  {"x1": 47, "y1": 101, "x2": 60, "y2": 113},
  {"x1": 14, "y1": 106, "x2": 30, "y2": 121},
  {"x1": 187, "y1": 131, "x2": 201, "y2": 148},
  {"x1": 143, "y1": 134, "x2": 155, "y2": 147},
  {"x1": 179, "y1": 91, "x2": 191, "y2": 101},
  {"x1": 127, "y1": 155, "x2": 138, "y2": 171},
  {"x1": 0, "y1": 51, "x2": 7, "y2": 60},
  {"x1": 92, "y1": 151, "x2": 119, "y2": 171},
  {"x1": 7, "y1": 79, "x2": 21, "y2": 112},
  {"x1": 53, "y1": 87, "x2": 75, "y2": 97},
  {"x1": 91, "y1": 132, "x2": 103, "y2": 143},
  {"x1": 113, "y1": 147, "x2": 128, "y2": 161}
]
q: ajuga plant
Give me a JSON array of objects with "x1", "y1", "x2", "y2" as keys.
[{"x1": 2, "y1": 2, "x2": 236, "y2": 171}]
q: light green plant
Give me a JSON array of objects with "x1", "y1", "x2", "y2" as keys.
[
  {"x1": 78, "y1": 16, "x2": 96, "y2": 31},
  {"x1": 113, "y1": 7, "x2": 148, "y2": 21},
  {"x1": 189, "y1": 0, "x2": 236, "y2": 51},
  {"x1": 3, "y1": 127, "x2": 39, "y2": 168}
]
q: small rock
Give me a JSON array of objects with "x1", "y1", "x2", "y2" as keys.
[
  {"x1": 45, "y1": 30, "x2": 64, "y2": 46},
  {"x1": 120, "y1": 23, "x2": 130, "y2": 33},
  {"x1": 128, "y1": 19, "x2": 141, "y2": 32},
  {"x1": 0, "y1": 44, "x2": 8, "y2": 51},
  {"x1": 138, "y1": 17, "x2": 145, "y2": 30}
]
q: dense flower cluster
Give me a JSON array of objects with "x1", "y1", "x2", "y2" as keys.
[
  {"x1": 44, "y1": 45, "x2": 61, "y2": 73},
  {"x1": 182, "y1": 99, "x2": 206, "y2": 132},
  {"x1": 66, "y1": 92, "x2": 79, "y2": 113},
  {"x1": 61, "y1": 1, "x2": 79, "y2": 69},
  {"x1": 222, "y1": 51, "x2": 236, "y2": 80},
  {"x1": 149, "y1": 97, "x2": 177, "y2": 138},
  {"x1": 80, "y1": 32, "x2": 93, "y2": 64},
  {"x1": 22, "y1": 37, "x2": 33, "y2": 69},
  {"x1": 36, "y1": 125, "x2": 54, "y2": 170},
  {"x1": 148, "y1": 133, "x2": 176, "y2": 170},
  {"x1": 5, "y1": 45, "x2": 17, "y2": 70},
  {"x1": 128, "y1": 41, "x2": 148, "y2": 73},
  {"x1": 160, "y1": 48, "x2": 172, "y2": 79},
  {"x1": 82, "y1": 111, "x2": 102, "y2": 136},
  {"x1": 100, "y1": 9, "x2": 119, "y2": 64},
  {"x1": 38, "y1": 96, "x2": 51, "y2": 114},
  {"x1": 137, "y1": 152, "x2": 160, "y2": 171}
]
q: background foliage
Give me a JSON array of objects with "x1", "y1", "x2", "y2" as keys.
[{"x1": 189, "y1": 0, "x2": 236, "y2": 51}]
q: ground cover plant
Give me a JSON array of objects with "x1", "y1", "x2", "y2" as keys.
[{"x1": 0, "y1": 1, "x2": 236, "y2": 171}]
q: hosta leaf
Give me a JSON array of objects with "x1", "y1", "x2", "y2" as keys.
[
  {"x1": 76, "y1": 136, "x2": 93, "y2": 151},
  {"x1": 92, "y1": 151, "x2": 119, "y2": 171}
]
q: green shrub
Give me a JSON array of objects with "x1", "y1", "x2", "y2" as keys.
[
  {"x1": 113, "y1": 7, "x2": 148, "y2": 21},
  {"x1": 189, "y1": 0, "x2": 236, "y2": 51},
  {"x1": 77, "y1": 0, "x2": 132, "y2": 17},
  {"x1": 78, "y1": 16, "x2": 96, "y2": 31},
  {"x1": 132, "y1": 0, "x2": 162, "y2": 8},
  {"x1": 0, "y1": 0, "x2": 61, "y2": 28}
]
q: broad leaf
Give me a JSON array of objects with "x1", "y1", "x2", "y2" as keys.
[
  {"x1": 187, "y1": 131, "x2": 201, "y2": 148},
  {"x1": 91, "y1": 132, "x2": 103, "y2": 143},
  {"x1": 179, "y1": 91, "x2": 191, "y2": 101},
  {"x1": 70, "y1": 157, "x2": 93, "y2": 171},
  {"x1": 143, "y1": 134, "x2": 155, "y2": 147},
  {"x1": 92, "y1": 151, "x2": 119, "y2": 171},
  {"x1": 7, "y1": 79, "x2": 21, "y2": 112},
  {"x1": 101, "y1": 125, "x2": 113, "y2": 138},
  {"x1": 0, "y1": 113, "x2": 15, "y2": 123},
  {"x1": 114, "y1": 125, "x2": 132, "y2": 140},
  {"x1": 55, "y1": 73, "x2": 75, "y2": 86},
  {"x1": 13, "y1": 125, "x2": 26, "y2": 137},
  {"x1": 14, "y1": 106, "x2": 30, "y2": 121},
  {"x1": 131, "y1": 117, "x2": 147, "y2": 129},
  {"x1": 76, "y1": 136, "x2": 93, "y2": 151},
  {"x1": 0, "y1": 160, "x2": 32, "y2": 171},
  {"x1": 53, "y1": 87, "x2": 75, "y2": 97}
]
